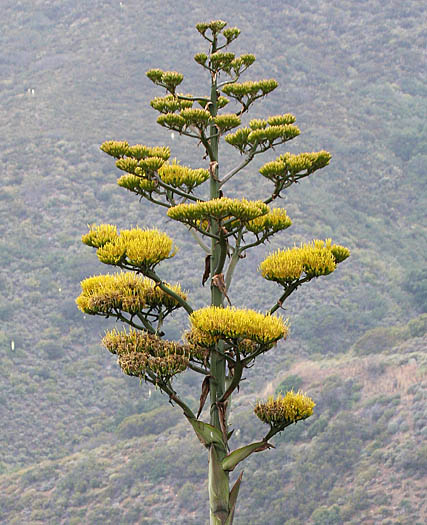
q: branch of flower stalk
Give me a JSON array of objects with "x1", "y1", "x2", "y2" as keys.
[
  {"x1": 269, "y1": 276, "x2": 312, "y2": 314},
  {"x1": 199, "y1": 130, "x2": 215, "y2": 160},
  {"x1": 241, "y1": 341, "x2": 278, "y2": 367},
  {"x1": 135, "y1": 312, "x2": 157, "y2": 334},
  {"x1": 188, "y1": 362, "x2": 210, "y2": 375},
  {"x1": 185, "y1": 223, "x2": 221, "y2": 241},
  {"x1": 224, "y1": 229, "x2": 243, "y2": 290},
  {"x1": 147, "y1": 372, "x2": 196, "y2": 420},
  {"x1": 239, "y1": 230, "x2": 272, "y2": 253},
  {"x1": 263, "y1": 179, "x2": 297, "y2": 205},
  {"x1": 219, "y1": 359, "x2": 243, "y2": 403},
  {"x1": 220, "y1": 146, "x2": 257, "y2": 187},
  {"x1": 113, "y1": 310, "x2": 150, "y2": 332},
  {"x1": 139, "y1": 190, "x2": 172, "y2": 209},
  {"x1": 154, "y1": 177, "x2": 203, "y2": 203},
  {"x1": 176, "y1": 94, "x2": 211, "y2": 104},
  {"x1": 217, "y1": 74, "x2": 240, "y2": 90},
  {"x1": 213, "y1": 233, "x2": 228, "y2": 275},
  {"x1": 263, "y1": 421, "x2": 294, "y2": 442},
  {"x1": 189, "y1": 228, "x2": 211, "y2": 253},
  {"x1": 234, "y1": 93, "x2": 268, "y2": 117},
  {"x1": 144, "y1": 269, "x2": 194, "y2": 315}
]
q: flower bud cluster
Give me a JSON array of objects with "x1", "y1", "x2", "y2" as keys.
[
  {"x1": 196, "y1": 20, "x2": 229, "y2": 39},
  {"x1": 225, "y1": 117, "x2": 300, "y2": 153},
  {"x1": 260, "y1": 151, "x2": 331, "y2": 181},
  {"x1": 213, "y1": 114, "x2": 241, "y2": 132},
  {"x1": 117, "y1": 174, "x2": 157, "y2": 194},
  {"x1": 146, "y1": 69, "x2": 184, "y2": 93},
  {"x1": 222, "y1": 79, "x2": 278, "y2": 99},
  {"x1": 158, "y1": 161, "x2": 209, "y2": 190},
  {"x1": 150, "y1": 94, "x2": 193, "y2": 114},
  {"x1": 167, "y1": 198, "x2": 268, "y2": 225},
  {"x1": 101, "y1": 141, "x2": 170, "y2": 162}
]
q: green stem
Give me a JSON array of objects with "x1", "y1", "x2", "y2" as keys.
[
  {"x1": 224, "y1": 229, "x2": 243, "y2": 290},
  {"x1": 155, "y1": 178, "x2": 203, "y2": 203},
  {"x1": 208, "y1": 35, "x2": 231, "y2": 525},
  {"x1": 219, "y1": 149, "x2": 256, "y2": 187},
  {"x1": 189, "y1": 228, "x2": 211, "y2": 253},
  {"x1": 269, "y1": 276, "x2": 311, "y2": 314},
  {"x1": 145, "y1": 270, "x2": 194, "y2": 315}
]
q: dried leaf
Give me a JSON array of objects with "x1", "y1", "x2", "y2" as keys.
[
  {"x1": 209, "y1": 160, "x2": 219, "y2": 180},
  {"x1": 217, "y1": 400, "x2": 229, "y2": 445},
  {"x1": 202, "y1": 254, "x2": 211, "y2": 286},
  {"x1": 197, "y1": 375, "x2": 211, "y2": 418},
  {"x1": 212, "y1": 273, "x2": 231, "y2": 305}
]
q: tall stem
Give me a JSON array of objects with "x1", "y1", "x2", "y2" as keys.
[{"x1": 208, "y1": 36, "x2": 231, "y2": 525}]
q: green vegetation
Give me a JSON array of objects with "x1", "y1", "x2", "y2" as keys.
[{"x1": 0, "y1": 0, "x2": 425, "y2": 523}]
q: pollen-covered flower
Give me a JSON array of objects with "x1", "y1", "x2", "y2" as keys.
[
  {"x1": 82, "y1": 226, "x2": 177, "y2": 271},
  {"x1": 259, "y1": 239, "x2": 349, "y2": 284},
  {"x1": 254, "y1": 391, "x2": 315, "y2": 426},
  {"x1": 247, "y1": 208, "x2": 292, "y2": 234},
  {"x1": 102, "y1": 328, "x2": 193, "y2": 378},
  {"x1": 82, "y1": 224, "x2": 118, "y2": 248},
  {"x1": 76, "y1": 272, "x2": 186, "y2": 315},
  {"x1": 189, "y1": 306, "x2": 288, "y2": 345}
]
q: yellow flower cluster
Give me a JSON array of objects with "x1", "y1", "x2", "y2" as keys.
[
  {"x1": 82, "y1": 224, "x2": 118, "y2": 248},
  {"x1": 260, "y1": 239, "x2": 350, "y2": 284},
  {"x1": 247, "y1": 208, "x2": 292, "y2": 234},
  {"x1": 157, "y1": 113, "x2": 186, "y2": 131},
  {"x1": 82, "y1": 225, "x2": 177, "y2": 270},
  {"x1": 259, "y1": 151, "x2": 331, "y2": 181},
  {"x1": 116, "y1": 155, "x2": 166, "y2": 175},
  {"x1": 167, "y1": 198, "x2": 268, "y2": 224},
  {"x1": 76, "y1": 272, "x2": 186, "y2": 315},
  {"x1": 254, "y1": 391, "x2": 315, "y2": 426},
  {"x1": 102, "y1": 328, "x2": 191, "y2": 377},
  {"x1": 158, "y1": 161, "x2": 209, "y2": 190},
  {"x1": 189, "y1": 306, "x2": 288, "y2": 345}
]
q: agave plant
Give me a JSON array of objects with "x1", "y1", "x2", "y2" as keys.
[{"x1": 77, "y1": 19, "x2": 349, "y2": 524}]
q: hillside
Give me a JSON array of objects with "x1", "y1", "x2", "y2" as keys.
[
  {"x1": 1, "y1": 334, "x2": 426, "y2": 524},
  {"x1": 0, "y1": 0, "x2": 426, "y2": 523}
]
